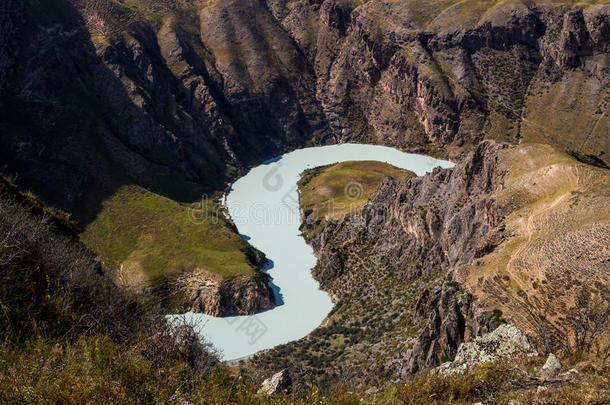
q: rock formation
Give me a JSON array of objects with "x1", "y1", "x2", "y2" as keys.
[
  {"x1": 183, "y1": 272, "x2": 276, "y2": 317},
  {"x1": 259, "y1": 369, "x2": 292, "y2": 395},
  {"x1": 259, "y1": 139, "x2": 608, "y2": 385},
  {"x1": 436, "y1": 324, "x2": 537, "y2": 374},
  {"x1": 540, "y1": 353, "x2": 562, "y2": 380},
  {"x1": 304, "y1": 141, "x2": 510, "y2": 375}
]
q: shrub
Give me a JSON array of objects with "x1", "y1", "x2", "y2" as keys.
[{"x1": 0, "y1": 192, "x2": 148, "y2": 343}]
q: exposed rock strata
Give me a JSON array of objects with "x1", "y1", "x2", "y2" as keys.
[
  {"x1": 172, "y1": 244, "x2": 275, "y2": 316},
  {"x1": 267, "y1": 0, "x2": 609, "y2": 162},
  {"x1": 183, "y1": 272, "x2": 276, "y2": 317},
  {"x1": 307, "y1": 141, "x2": 509, "y2": 373}
]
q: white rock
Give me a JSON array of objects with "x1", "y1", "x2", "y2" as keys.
[
  {"x1": 259, "y1": 369, "x2": 291, "y2": 395},
  {"x1": 437, "y1": 324, "x2": 537, "y2": 374},
  {"x1": 540, "y1": 353, "x2": 562, "y2": 379}
]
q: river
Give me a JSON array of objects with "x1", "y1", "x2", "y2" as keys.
[{"x1": 171, "y1": 144, "x2": 454, "y2": 360}]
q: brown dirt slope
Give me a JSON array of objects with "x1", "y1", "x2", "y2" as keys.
[{"x1": 456, "y1": 143, "x2": 610, "y2": 344}]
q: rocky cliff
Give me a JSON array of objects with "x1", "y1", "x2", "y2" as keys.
[
  {"x1": 177, "y1": 272, "x2": 276, "y2": 317},
  {"x1": 266, "y1": 0, "x2": 609, "y2": 162},
  {"x1": 312, "y1": 140, "x2": 509, "y2": 374},
  {"x1": 253, "y1": 141, "x2": 509, "y2": 385},
  {"x1": 253, "y1": 139, "x2": 609, "y2": 386},
  {"x1": 0, "y1": 0, "x2": 331, "y2": 225},
  {"x1": 176, "y1": 245, "x2": 276, "y2": 316},
  {"x1": 1, "y1": 1, "x2": 608, "y2": 223}
]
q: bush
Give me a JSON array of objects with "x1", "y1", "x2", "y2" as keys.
[{"x1": 0, "y1": 192, "x2": 148, "y2": 343}]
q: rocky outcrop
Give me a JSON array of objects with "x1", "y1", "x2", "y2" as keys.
[
  {"x1": 540, "y1": 353, "x2": 562, "y2": 380},
  {"x1": 257, "y1": 141, "x2": 513, "y2": 382},
  {"x1": 309, "y1": 140, "x2": 509, "y2": 295},
  {"x1": 172, "y1": 243, "x2": 275, "y2": 316},
  {"x1": 407, "y1": 278, "x2": 502, "y2": 374},
  {"x1": 259, "y1": 369, "x2": 292, "y2": 395},
  {"x1": 184, "y1": 272, "x2": 276, "y2": 317},
  {"x1": 332, "y1": 141, "x2": 509, "y2": 373},
  {"x1": 436, "y1": 324, "x2": 537, "y2": 374},
  {"x1": 1, "y1": 1, "x2": 608, "y2": 224}
]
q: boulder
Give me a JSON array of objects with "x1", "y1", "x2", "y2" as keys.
[
  {"x1": 540, "y1": 353, "x2": 562, "y2": 379},
  {"x1": 259, "y1": 369, "x2": 291, "y2": 395},
  {"x1": 437, "y1": 324, "x2": 537, "y2": 374}
]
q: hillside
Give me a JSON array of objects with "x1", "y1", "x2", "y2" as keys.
[
  {"x1": 0, "y1": 167, "x2": 607, "y2": 405},
  {"x1": 299, "y1": 160, "x2": 416, "y2": 222},
  {"x1": 1, "y1": 0, "x2": 608, "y2": 315},
  {"x1": 250, "y1": 141, "x2": 609, "y2": 390},
  {"x1": 456, "y1": 143, "x2": 610, "y2": 350}
]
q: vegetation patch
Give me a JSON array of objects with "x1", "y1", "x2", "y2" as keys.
[
  {"x1": 81, "y1": 185, "x2": 255, "y2": 287},
  {"x1": 298, "y1": 160, "x2": 415, "y2": 222}
]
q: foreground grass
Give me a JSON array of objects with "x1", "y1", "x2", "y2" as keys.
[
  {"x1": 299, "y1": 161, "x2": 415, "y2": 221},
  {"x1": 2, "y1": 338, "x2": 608, "y2": 404},
  {"x1": 0, "y1": 336, "x2": 362, "y2": 404},
  {"x1": 0, "y1": 336, "x2": 250, "y2": 404},
  {"x1": 81, "y1": 185, "x2": 255, "y2": 287}
]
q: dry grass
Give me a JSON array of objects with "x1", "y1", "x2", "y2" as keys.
[
  {"x1": 456, "y1": 143, "x2": 610, "y2": 351},
  {"x1": 521, "y1": 69, "x2": 610, "y2": 167}
]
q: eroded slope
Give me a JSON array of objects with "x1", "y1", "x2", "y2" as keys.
[{"x1": 252, "y1": 141, "x2": 609, "y2": 387}]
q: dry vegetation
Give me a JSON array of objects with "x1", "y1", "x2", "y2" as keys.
[
  {"x1": 521, "y1": 69, "x2": 610, "y2": 168},
  {"x1": 456, "y1": 143, "x2": 610, "y2": 357}
]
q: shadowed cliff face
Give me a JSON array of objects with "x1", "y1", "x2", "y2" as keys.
[{"x1": 0, "y1": 0, "x2": 329, "y2": 225}]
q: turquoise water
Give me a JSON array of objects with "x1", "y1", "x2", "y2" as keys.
[{"x1": 170, "y1": 144, "x2": 454, "y2": 360}]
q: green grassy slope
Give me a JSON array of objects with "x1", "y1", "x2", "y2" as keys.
[
  {"x1": 81, "y1": 185, "x2": 255, "y2": 287},
  {"x1": 298, "y1": 160, "x2": 415, "y2": 221}
]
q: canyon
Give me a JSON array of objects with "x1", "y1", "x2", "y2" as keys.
[
  {"x1": 0, "y1": 0, "x2": 608, "y2": 383},
  {"x1": 251, "y1": 140, "x2": 608, "y2": 387}
]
